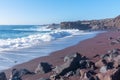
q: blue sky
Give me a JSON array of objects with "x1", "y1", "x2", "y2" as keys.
[{"x1": 0, "y1": 0, "x2": 120, "y2": 25}]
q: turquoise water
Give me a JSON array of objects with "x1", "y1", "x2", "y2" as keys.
[{"x1": 0, "y1": 25, "x2": 50, "y2": 39}]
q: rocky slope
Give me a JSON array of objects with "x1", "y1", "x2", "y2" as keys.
[{"x1": 60, "y1": 15, "x2": 120, "y2": 30}]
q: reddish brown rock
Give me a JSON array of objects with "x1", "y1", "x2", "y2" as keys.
[{"x1": 95, "y1": 59, "x2": 106, "y2": 68}]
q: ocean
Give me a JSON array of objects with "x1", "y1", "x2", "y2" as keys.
[
  {"x1": 0, "y1": 25, "x2": 83, "y2": 51},
  {"x1": 0, "y1": 25, "x2": 101, "y2": 70}
]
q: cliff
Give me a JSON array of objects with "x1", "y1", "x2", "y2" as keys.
[{"x1": 60, "y1": 15, "x2": 120, "y2": 30}]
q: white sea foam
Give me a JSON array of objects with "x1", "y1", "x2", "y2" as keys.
[{"x1": 0, "y1": 29, "x2": 84, "y2": 51}]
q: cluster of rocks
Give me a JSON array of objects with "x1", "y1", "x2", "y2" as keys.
[
  {"x1": 1, "y1": 50, "x2": 120, "y2": 80},
  {"x1": 0, "y1": 69, "x2": 34, "y2": 80},
  {"x1": 60, "y1": 15, "x2": 120, "y2": 30},
  {"x1": 109, "y1": 37, "x2": 120, "y2": 45},
  {"x1": 39, "y1": 49, "x2": 120, "y2": 80}
]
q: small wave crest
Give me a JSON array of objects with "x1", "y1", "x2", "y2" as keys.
[
  {"x1": 13, "y1": 25, "x2": 52, "y2": 31},
  {"x1": 0, "y1": 29, "x2": 83, "y2": 51}
]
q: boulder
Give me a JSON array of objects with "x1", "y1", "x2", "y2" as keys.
[
  {"x1": 107, "y1": 62, "x2": 114, "y2": 69},
  {"x1": 53, "y1": 53, "x2": 83, "y2": 76},
  {"x1": 64, "y1": 52, "x2": 82, "y2": 62},
  {"x1": 112, "y1": 68, "x2": 120, "y2": 80},
  {"x1": 100, "y1": 54, "x2": 109, "y2": 60},
  {"x1": 10, "y1": 68, "x2": 34, "y2": 80},
  {"x1": 109, "y1": 49, "x2": 120, "y2": 58},
  {"x1": 35, "y1": 62, "x2": 52, "y2": 74},
  {"x1": 105, "y1": 49, "x2": 120, "y2": 62},
  {"x1": 0, "y1": 72, "x2": 7, "y2": 80}
]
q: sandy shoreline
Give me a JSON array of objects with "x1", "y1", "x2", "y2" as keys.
[{"x1": 4, "y1": 30, "x2": 120, "y2": 80}]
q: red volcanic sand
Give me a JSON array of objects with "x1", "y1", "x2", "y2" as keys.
[{"x1": 4, "y1": 31, "x2": 120, "y2": 80}]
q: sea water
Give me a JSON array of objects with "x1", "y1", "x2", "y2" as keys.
[{"x1": 0, "y1": 25, "x2": 102, "y2": 70}]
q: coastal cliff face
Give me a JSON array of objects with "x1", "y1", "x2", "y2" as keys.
[{"x1": 60, "y1": 15, "x2": 120, "y2": 30}]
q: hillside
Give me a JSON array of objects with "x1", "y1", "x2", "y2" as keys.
[{"x1": 60, "y1": 15, "x2": 120, "y2": 30}]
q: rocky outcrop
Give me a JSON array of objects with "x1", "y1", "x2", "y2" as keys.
[
  {"x1": 60, "y1": 15, "x2": 120, "y2": 30},
  {"x1": 60, "y1": 21, "x2": 92, "y2": 30}
]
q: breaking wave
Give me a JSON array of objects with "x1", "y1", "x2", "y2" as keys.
[{"x1": 0, "y1": 29, "x2": 85, "y2": 51}]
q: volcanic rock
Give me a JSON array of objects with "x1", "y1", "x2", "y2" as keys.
[
  {"x1": 112, "y1": 68, "x2": 120, "y2": 80},
  {"x1": 35, "y1": 62, "x2": 52, "y2": 74},
  {"x1": 0, "y1": 72, "x2": 7, "y2": 80},
  {"x1": 10, "y1": 68, "x2": 34, "y2": 80},
  {"x1": 53, "y1": 53, "x2": 82, "y2": 76}
]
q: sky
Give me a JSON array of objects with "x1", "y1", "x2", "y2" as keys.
[{"x1": 0, "y1": 0, "x2": 120, "y2": 25}]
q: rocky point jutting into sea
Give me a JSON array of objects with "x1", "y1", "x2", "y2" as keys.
[
  {"x1": 60, "y1": 15, "x2": 120, "y2": 30},
  {"x1": 1, "y1": 15, "x2": 120, "y2": 80}
]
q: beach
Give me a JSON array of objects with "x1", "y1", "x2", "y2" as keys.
[
  {"x1": 0, "y1": 26, "x2": 101, "y2": 70},
  {"x1": 3, "y1": 30, "x2": 120, "y2": 80},
  {"x1": 1, "y1": 0, "x2": 120, "y2": 80}
]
